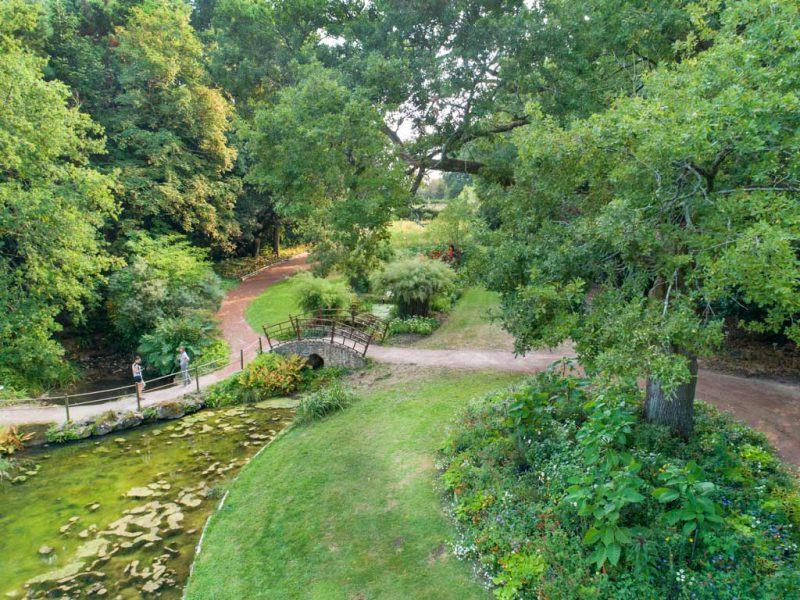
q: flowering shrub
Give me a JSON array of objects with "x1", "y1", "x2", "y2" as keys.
[
  {"x1": 386, "y1": 316, "x2": 440, "y2": 337},
  {"x1": 205, "y1": 353, "x2": 346, "y2": 408},
  {"x1": 439, "y1": 370, "x2": 800, "y2": 598}
]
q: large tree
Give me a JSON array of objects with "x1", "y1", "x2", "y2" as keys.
[
  {"x1": 0, "y1": 0, "x2": 117, "y2": 391},
  {"x1": 109, "y1": 0, "x2": 240, "y2": 250},
  {"x1": 478, "y1": 0, "x2": 800, "y2": 436},
  {"x1": 44, "y1": 0, "x2": 241, "y2": 251},
  {"x1": 246, "y1": 64, "x2": 408, "y2": 288},
  {"x1": 321, "y1": 0, "x2": 694, "y2": 187}
]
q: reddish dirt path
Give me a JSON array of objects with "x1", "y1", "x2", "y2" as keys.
[
  {"x1": 3, "y1": 253, "x2": 799, "y2": 469},
  {"x1": 218, "y1": 255, "x2": 800, "y2": 466},
  {"x1": 218, "y1": 253, "x2": 312, "y2": 349}
]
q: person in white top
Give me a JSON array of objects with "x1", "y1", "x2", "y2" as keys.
[{"x1": 178, "y1": 347, "x2": 191, "y2": 386}]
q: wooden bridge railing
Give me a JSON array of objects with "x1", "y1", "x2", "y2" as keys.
[{"x1": 262, "y1": 310, "x2": 389, "y2": 358}]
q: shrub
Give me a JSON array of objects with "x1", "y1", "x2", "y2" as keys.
[
  {"x1": 294, "y1": 272, "x2": 352, "y2": 315},
  {"x1": 370, "y1": 256, "x2": 456, "y2": 317},
  {"x1": 0, "y1": 425, "x2": 34, "y2": 456},
  {"x1": 137, "y1": 310, "x2": 226, "y2": 375},
  {"x1": 440, "y1": 371, "x2": 800, "y2": 599},
  {"x1": 237, "y1": 353, "x2": 306, "y2": 401},
  {"x1": 206, "y1": 353, "x2": 306, "y2": 408},
  {"x1": 196, "y1": 338, "x2": 231, "y2": 374},
  {"x1": 295, "y1": 381, "x2": 356, "y2": 425},
  {"x1": 386, "y1": 316, "x2": 440, "y2": 337},
  {"x1": 107, "y1": 234, "x2": 224, "y2": 346}
]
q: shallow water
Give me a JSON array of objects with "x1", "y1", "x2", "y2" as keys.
[{"x1": 0, "y1": 401, "x2": 295, "y2": 598}]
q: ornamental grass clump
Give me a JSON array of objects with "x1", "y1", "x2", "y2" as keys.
[
  {"x1": 440, "y1": 369, "x2": 800, "y2": 599},
  {"x1": 295, "y1": 381, "x2": 356, "y2": 425},
  {"x1": 371, "y1": 256, "x2": 456, "y2": 317}
]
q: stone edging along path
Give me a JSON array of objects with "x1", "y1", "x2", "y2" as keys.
[{"x1": 2, "y1": 253, "x2": 799, "y2": 467}]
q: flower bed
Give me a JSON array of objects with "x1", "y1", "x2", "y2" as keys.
[{"x1": 439, "y1": 371, "x2": 800, "y2": 599}]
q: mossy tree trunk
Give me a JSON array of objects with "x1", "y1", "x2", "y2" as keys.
[{"x1": 644, "y1": 354, "x2": 698, "y2": 438}]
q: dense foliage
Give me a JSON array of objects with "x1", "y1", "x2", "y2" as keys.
[
  {"x1": 371, "y1": 257, "x2": 456, "y2": 317},
  {"x1": 0, "y1": 0, "x2": 117, "y2": 393},
  {"x1": 293, "y1": 272, "x2": 352, "y2": 316},
  {"x1": 386, "y1": 316, "x2": 441, "y2": 338},
  {"x1": 107, "y1": 234, "x2": 224, "y2": 345},
  {"x1": 477, "y1": 0, "x2": 800, "y2": 434},
  {"x1": 137, "y1": 312, "x2": 229, "y2": 375},
  {"x1": 441, "y1": 370, "x2": 800, "y2": 599}
]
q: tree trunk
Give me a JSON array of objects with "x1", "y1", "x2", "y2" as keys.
[
  {"x1": 644, "y1": 355, "x2": 698, "y2": 438},
  {"x1": 253, "y1": 236, "x2": 262, "y2": 258},
  {"x1": 272, "y1": 223, "x2": 281, "y2": 255}
]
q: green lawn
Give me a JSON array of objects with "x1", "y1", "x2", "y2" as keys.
[
  {"x1": 245, "y1": 276, "x2": 304, "y2": 330},
  {"x1": 388, "y1": 219, "x2": 432, "y2": 250},
  {"x1": 417, "y1": 287, "x2": 514, "y2": 351},
  {"x1": 185, "y1": 368, "x2": 521, "y2": 599}
]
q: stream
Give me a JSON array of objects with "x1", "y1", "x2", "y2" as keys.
[{"x1": 0, "y1": 399, "x2": 296, "y2": 598}]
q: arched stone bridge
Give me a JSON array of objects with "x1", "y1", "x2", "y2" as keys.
[{"x1": 262, "y1": 311, "x2": 388, "y2": 369}]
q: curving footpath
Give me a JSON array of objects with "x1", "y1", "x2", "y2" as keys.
[
  {"x1": 2, "y1": 254, "x2": 799, "y2": 468},
  {"x1": 0, "y1": 255, "x2": 311, "y2": 427}
]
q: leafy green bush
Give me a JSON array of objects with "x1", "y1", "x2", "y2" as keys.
[
  {"x1": 206, "y1": 353, "x2": 305, "y2": 408},
  {"x1": 45, "y1": 423, "x2": 91, "y2": 444},
  {"x1": 370, "y1": 256, "x2": 456, "y2": 317},
  {"x1": 386, "y1": 316, "x2": 440, "y2": 337},
  {"x1": 107, "y1": 234, "x2": 224, "y2": 346},
  {"x1": 295, "y1": 381, "x2": 356, "y2": 425},
  {"x1": 137, "y1": 310, "x2": 226, "y2": 375},
  {"x1": 440, "y1": 371, "x2": 800, "y2": 599},
  {"x1": 293, "y1": 272, "x2": 352, "y2": 315}
]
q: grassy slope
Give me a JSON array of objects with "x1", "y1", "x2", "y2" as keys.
[
  {"x1": 245, "y1": 276, "x2": 303, "y2": 330},
  {"x1": 417, "y1": 287, "x2": 513, "y2": 351},
  {"x1": 186, "y1": 368, "x2": 521, "y2": 600}
]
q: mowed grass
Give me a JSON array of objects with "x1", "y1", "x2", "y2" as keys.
[
  {"x1": 245, "y1": 276, "x2": 303, "y2": 330},
  {"x1": 417, "y1": 287, "x2": 514, "y2": 351},
  {"x1": 185, "y1": 367, "x2": 521, "y2": 600}
]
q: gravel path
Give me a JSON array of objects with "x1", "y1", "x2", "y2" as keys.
[{"x1": 3, "y1": 254, "x2": 799, "y2": 468}]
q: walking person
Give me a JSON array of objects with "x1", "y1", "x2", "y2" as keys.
[
  {"x1": 178, "y1": 346, "x2": 191, "y2": 386},
  {"x1": 132, "y1": 356, "x2": 145, "y2": 395}
]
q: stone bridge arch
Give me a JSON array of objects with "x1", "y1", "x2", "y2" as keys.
[
  {"x1": 262, "y1": 311, "x2": 387, "y2": 369},
  {"x1": 271, "y1": 339, "x2": 367, "y2": 369}
]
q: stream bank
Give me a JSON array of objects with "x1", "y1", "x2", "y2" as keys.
[{"x1": 0, "y1": 398, "x2": 297, "y2": 598}]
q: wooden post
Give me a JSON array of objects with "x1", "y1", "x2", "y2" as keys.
[
  {"x1": 258, "y1": 336, "x2": 263, "y2": 354},
  {"x1": 195, "y1": 365, "x2": 200, "y2": 393},
  {"x1": 293, "y1": 316, "x2": 301, "y2": 340},
  {"x1": 240, "y1": 348, "x2": 245, "y2": 370},
  {"x1": 64, "y1": 396, "x2": 71, "y2": 422},
  {"x1": 135, "y1": 385, "x2": 142, "y2": 411},
  {"x1": 262, "y1": 326, "x2": 272, "y2": 350},
  {"x1": 330, "y1": 319, "x2": 336, "y2": 343}
]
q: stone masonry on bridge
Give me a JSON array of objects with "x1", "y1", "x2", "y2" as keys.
[{"x1": 271, "y1": 339, "x2": 367, "y2": 369}]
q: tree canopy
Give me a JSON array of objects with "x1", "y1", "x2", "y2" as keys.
[
  {"x1": 0, "y1": 0, "x2": 797, "y2": 419},
  {"x1": 477, "y1": 0, "x2": 800, "y2": 434},
  {"x1": 0, "y1": 0, "x2": 117, "y2": 390}
]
